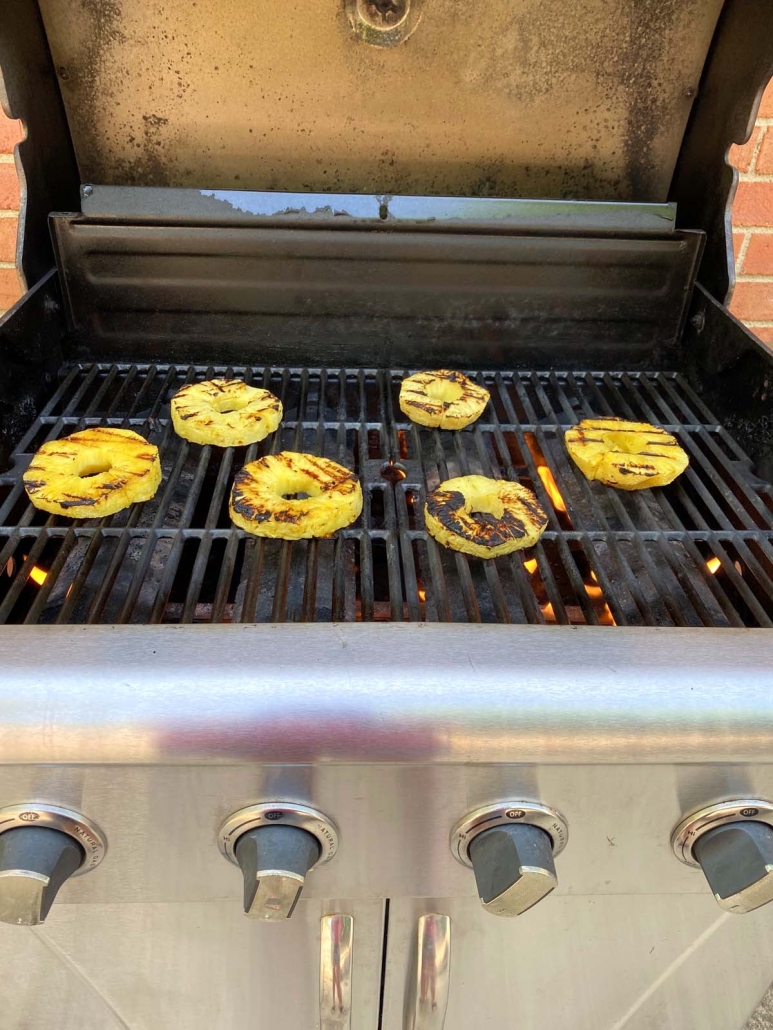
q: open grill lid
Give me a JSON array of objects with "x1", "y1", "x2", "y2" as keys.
[
  {"x1": 28, "y1": 0, "x2": 724, "y2": 204},
  {"x1": 0, "y1": 1, "x2": 772, "y2": 297}
]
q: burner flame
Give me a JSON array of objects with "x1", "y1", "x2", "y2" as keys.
[
  {"x1": 706, "y1": 557, "x2": 721, "y2": 574},
  {"x1": 28, "y1": 565, "x2": 47, "y2": 586},
  {"x1": 536, "y1": 466, "x2": 567, "y2": 513}
]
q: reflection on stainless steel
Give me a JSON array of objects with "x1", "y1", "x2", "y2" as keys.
[
  {"x1": 1, "y1": 625, "x2": 773, "y2": 765},
  {"x1": 406, "y1": 914, "x2": 451, "y2": 1030},
  {"x1": 321, "y1": 914, "x2": 353, "y2": 1030}
]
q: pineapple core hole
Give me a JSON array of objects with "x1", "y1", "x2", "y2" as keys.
[
  {"x1": 77, "y1": 454, "x2": 112, "y2": 478},
  {"x1": 426, "y1": 379, "x2": 464, "y2": 403},
  {"x1": 465, "y1": 483, "x2": 505, "y2": 519},
  {"x1": 470, "y1": 497, "x2": 505, "y2": 519},
  {"x1": 276, "y1": 473, "x2": 320, "y2": 502},
  {"x1": 211, "y1": 395, "x2": 249, "y2": 414},
  {"x1": 605, "y1": 431, "x2": 649, "y2": 455}
]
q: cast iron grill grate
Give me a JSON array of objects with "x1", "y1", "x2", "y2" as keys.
[{"x1": 1, "y1": 363, "x2": 772, "y2": 627}]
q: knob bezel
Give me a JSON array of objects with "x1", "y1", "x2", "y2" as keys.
[
  {"x1": 450, "y1": 801, "x2": 568, "y2": 867},
  {"x1": 218, "y1": 803, "x2": 339, "y2": 868},
  {"x1": 0, "y1": 804, "x2": 107, "y2": 874},
  {"x1": 672, "y1": 799, "x2": 773, "y2": 867}
]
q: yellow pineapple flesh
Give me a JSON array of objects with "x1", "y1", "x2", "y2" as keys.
[
  {"x1": 230, "y1": 452, "x2": 363, "y2": 539},
  {"x1": 425, "y1": 474, "x2": 548, "y2": 559},
  {"x1": 23, "y1": 427, "x2": 161, "y2": 518},
  {"x1": 399, "y1": 370, "x2": 489, "y2": 430},
  {"x1": 565, "y1": 418, "x2": 688, "y2": 490},
  {"x1": 172, "y1": 379, "x2": 282, "y2": 447}
]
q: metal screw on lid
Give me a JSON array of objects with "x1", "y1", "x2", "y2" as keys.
[
  {"x1": 361, "y1": 0, "x2": 408, "y2": 27},
  {"x1": 348, "y1": 0, "x2": 421, "y2": 46}
]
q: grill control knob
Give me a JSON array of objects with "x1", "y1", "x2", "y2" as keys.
[
  {"x1": 693, "y1": 821, "x2": 773, "y2": 915},
  {"x1": 0, "y1": 827, "x2": 84, "y2": 926},
  {"x1": 235, "y1": 825, "x2": 321, "y2": 921},
  {"x1": 0, "y1": 805, "x2": 107, "y2": 926},
  {"x1": 469, "y1": 823, "x2": 557, "y2": 917},
  {"x1": 450, "y1": 802, "x2": 569, "y2": 918},
  {"x1": 218, "y1": 803, "x2": 339, "y2": 922},
  {"x1": 671, "y1": 801, "x2": 773, "y2": 915}
]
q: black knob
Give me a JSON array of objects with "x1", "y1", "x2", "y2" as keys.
[
  {"x1": 234, "y1": 825, "x2": 321, "y2": 921},
  {"x1": 469, "y1": 823, "x2": 557, "y2": 917},
  {"x1": 0, "y1": 826, "x2": 84, "y2": 925},
  {"x1": 693, "y1": 821, "x2": 773, "y2": 914}
]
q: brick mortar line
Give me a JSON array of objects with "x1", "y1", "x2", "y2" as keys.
[
  {"x1": 736, "y1": 229, "x2": 752, "y2": 273},
  {"x1": 732, "y1": 225, "x2": 773, "y2": 233},
  {"x1": 742, "y1": 125, "x2": 767, "y2": 176},
  {"x1": 745, "y1": 321, "x2": 773, "y2": 327},
  {"x1": 738, "y1": 173, "x2": 773, "y2": 183},
  {"x1": 736, "y1": 274, "x2": 773, "y2": 282},
  {"x1": 0, "y1": 261, "x2": 17, "y2": 269},
  {"x1": 0, "y1": 210, "x2": 18, "y2": 218},
  {"x1": 0, "y1": 154, "x2": 14, "y2": 164}
]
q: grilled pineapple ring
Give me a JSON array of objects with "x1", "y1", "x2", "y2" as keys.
[
  {"x1": 23, "y1": 427, "x2": 161, "y2": 518},
  {"x1": 171, "y1": 379, "x2": 283, "y2": 447},
  {"x1": 400, "y1": 370, "x2": 489, "y2": 429},
  {"x1": 425, "y1": 475, "x2": 548, "y2": 559},
  {"x1": 230, "y1": 452, "x2": 363, "y2": 539},
  {"x1": 565, "y1": 417, "x2": 689, "y2": 490}
]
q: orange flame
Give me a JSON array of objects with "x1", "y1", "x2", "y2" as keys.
[
  {"x1": 537, "y1": 466, "x2": 567, "y2": 513},
  {"x1": 524, "y1": 558, "x2": 539, "y2": 575},
  {"x1": 28, "y1": 565, "x2": 47, "y2": 586},
  {"x1": 706, "y1": 557, "x2": 721, "y2": 574}
]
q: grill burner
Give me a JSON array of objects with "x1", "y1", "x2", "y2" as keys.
[{"x1": 1, "y1": 363, "x2": 772, "y2": 627}]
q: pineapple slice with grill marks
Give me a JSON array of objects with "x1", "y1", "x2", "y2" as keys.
[
  {"x1": 399, "y1": 370, "x2": 489, "y2": 429},
  {"x1": 565, "y1": 417, "x2": 688, "y2": 490},
  {"x1": 23, "y1": 427, "x2": 161, "y2": 518},
  {"x1": 425, "y1": 474, "x2": 548, "y2": 559},
  {"x1": 230, "y1": 452, "x2": 363, "y2": 539},
  {"x1": 171, "y1": 379, "x2": 282, "y2": 447}
]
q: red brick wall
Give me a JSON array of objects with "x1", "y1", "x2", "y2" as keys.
[
  {"x1": 0, "y1": 111, "x2": 22, "y2": 316},
  {"x1": 729, "y1": 79, "x2": 773, "y2": 346}
]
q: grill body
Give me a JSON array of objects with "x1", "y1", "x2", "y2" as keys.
[{"x1": 1, "y1": 1, "x2": 773, "y2": 1028}]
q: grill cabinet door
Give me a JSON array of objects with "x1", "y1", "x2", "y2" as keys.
[
  {"x1": 380, "y1": 896, "x2": 773, "y2": 1030},
  {"x1": 0, "y1": 899, "x2": 383, "y2": 1029}
]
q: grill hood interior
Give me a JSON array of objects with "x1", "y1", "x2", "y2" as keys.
[{"x1": 32, "y1": 0, "x2": 723, "y2": 204}]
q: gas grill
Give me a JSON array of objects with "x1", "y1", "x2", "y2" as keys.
[{"x1": 1, "y1": 2, "x2": 773, "y2": 1029}]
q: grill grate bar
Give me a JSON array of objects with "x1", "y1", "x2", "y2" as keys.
[{"x1": 2, "y1": 364, "x2": 772, "y2": 628}]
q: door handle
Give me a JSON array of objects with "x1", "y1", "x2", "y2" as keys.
[
  {"x1": 320, "y1": 913, "x2": 353, "y2": 1030},
  {"x1": 405, "y1": 914, "x2": 451, "y2": 1030}
]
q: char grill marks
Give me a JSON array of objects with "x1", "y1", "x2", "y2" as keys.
[{"x1": 1, "y1": 364, "x2": 772, "y2": 627}]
